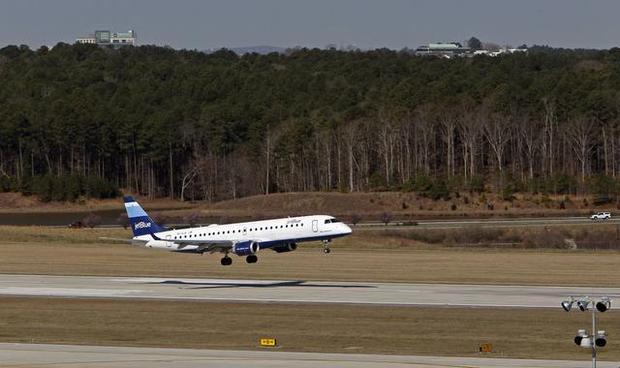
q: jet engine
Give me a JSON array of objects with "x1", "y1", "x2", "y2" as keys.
[
  {"x1": 232, "y1": 241, "x2": 259, "y2": 256},
  {"x1": 272, "y1": 243, "x2": 298, "y2": 253}
]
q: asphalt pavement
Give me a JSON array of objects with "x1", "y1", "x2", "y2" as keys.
[{"x1": 0, "y1": 274, "x2": 618, "y2": 308}]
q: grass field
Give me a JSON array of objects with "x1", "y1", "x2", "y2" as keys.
[
  {"x1": 0, "y1": 191, "x2": 612, "y2": 220},
  {"x1": 0, "y1": 297, "x2": 617, "y2": 360},
  {"x1": 1, "y1": 226, "x2": 620, "y2": 286}
]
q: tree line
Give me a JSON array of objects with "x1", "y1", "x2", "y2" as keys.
[{"x1": 1, "y1": 43, "x2": 620, "y2": 201}]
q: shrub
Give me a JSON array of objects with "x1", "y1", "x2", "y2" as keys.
[
  {"x1": 380, "y1": 212, "x2": 393, "y2": 225},
  {"x1": 523, "y1": 229, "x2": 567, "y2": 249},
  {"x1": 468, "y1": 176, "x2": 485, "y2": 193},
  {"x1": 350, "y1": 214, "x2": 362, "y2": 226},
  {"x1": 81, "y1": 213, "x2": 102, "y2": 228},
  {"x1": 116, "y1": 213, "x2": 129, "y2": 229}
]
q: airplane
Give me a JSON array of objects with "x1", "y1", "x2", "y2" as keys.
[{"x1": 117, "y1": 196, "x2": 352, "y2": 266}]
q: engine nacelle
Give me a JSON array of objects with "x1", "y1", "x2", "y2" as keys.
[
  {"x1": 272, "y1": 243, "x2": 298, "y2": 253},
  {"x1": 232, "y1": 241, "x2": 259, "y2": 256}
]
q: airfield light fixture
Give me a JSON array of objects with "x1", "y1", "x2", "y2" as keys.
[
  {"x1": 577, "y1": 300, "x2": 590, "y2": 312},
  {"x1": 562, "y1": 296, "x2": 611, "y2": 368},
  {"x1": 561, "y1": 300, "x2": 573, "y2": 312},
  {"x1": 595, "y1": 298, "x2": 611, "y2": 313}
]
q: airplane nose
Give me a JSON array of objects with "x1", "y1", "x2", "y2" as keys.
[{"x1": 343, "y1": 224, "x2": 352, "y2": 234}]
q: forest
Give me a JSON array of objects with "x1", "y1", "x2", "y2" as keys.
[{"x1": 1, "y1": 43, "x2": 620, "y2": 201}]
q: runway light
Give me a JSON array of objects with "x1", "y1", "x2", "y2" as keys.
[
  {"x1": 561, "y1": 300, "x2": 573, "y2": 312},
  {"x1": 574, "y1": 329, "x2": 587, "y2": 346},
  {"x1": 596, "y1": 299, "x2": 611, "y2": 313},
  {"x1": 595, "y1": 331, "x2": 607, "y2": 347},
  {"x1": 577, "y1": 300, "x2": 590, "y2": 311}
]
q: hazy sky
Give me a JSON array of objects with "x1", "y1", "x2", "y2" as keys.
[{"x1": 1, "y1": 0, "x2": 618, "y2": 50}]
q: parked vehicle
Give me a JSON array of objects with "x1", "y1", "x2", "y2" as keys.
[{"x1": 590, "y1": 212, "x2": 611, "y2": 220}]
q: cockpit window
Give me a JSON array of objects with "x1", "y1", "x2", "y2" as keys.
[{"x1": 324, "y1": 218, "x2": 341, "y2": 224}]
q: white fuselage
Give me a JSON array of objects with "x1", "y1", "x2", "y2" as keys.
[{"x1": 134, "y1": 215, "x2": 351, "y2": 252}]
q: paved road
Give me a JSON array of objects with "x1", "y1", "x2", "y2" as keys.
[
  {"x1": 0, "y1": 274, "x2": 618, "y2": 308},
  {"x1": 0, "y1": 344, "x2": 617, "y2": 368},
  {"x1": 355, "y1": 216, "x2": 620, "y2": 230}
]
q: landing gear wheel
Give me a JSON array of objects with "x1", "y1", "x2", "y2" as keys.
[
  {"x1": 220, "y1": 256, "x2": 232, "y2": 266},
  {"x1": 246, "y1": 255, "x2": 258, "y2": 264},
  {"x1": 323, "y1": 248, "x2": 331, "y2": 254}
]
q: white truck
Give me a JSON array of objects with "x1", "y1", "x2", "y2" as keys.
[{"x1": 590, "y1": 212, "x2": 612, "y2": 220}]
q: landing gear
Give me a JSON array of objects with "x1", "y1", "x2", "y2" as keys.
[
  {"x1": 322, "y1": 239, "x2": 331, "y2": 254},
  {"x1": 220, "y1": 256, "x2": 232, "y2": 266},
  {"x1": 246, "y1": 255, "x2": 258, "y2": 264}
]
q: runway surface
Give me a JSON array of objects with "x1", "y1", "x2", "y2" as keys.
[
  {"x1": 1, "y1": 274, "x2": 619, "y2": 308},
  {"x1": 1, "y1": 343, "x2": 618, "y2": 368}
]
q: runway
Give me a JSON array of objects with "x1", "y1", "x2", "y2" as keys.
[
  {"x1": 1, "y1": 343, "x2": 618, "y2": 368},
  {"x1": 0, "y1": 274, "x2": 619, "y2": 308}
]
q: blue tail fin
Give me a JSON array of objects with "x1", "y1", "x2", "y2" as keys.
[{"x1": 123, "y1": 196, "x2": 166, "y2": 237}]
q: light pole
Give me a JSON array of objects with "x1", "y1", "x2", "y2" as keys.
[{"x1": 561, "y1": 296, "x2": 611, "y2": 368}]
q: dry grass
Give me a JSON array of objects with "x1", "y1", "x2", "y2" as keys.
[
  {"x1": 386, "y1": 224, "x2": 620, "y2": 249},
  {"x1": 0, "y1": 191, "x2": 612, "y2": 222},
  {"x1": 0, "y1": 297, "x2": 618, "y2": 360},
  {"x1": 181, "y1": 192, "x2": 609, "y2": 221},
  {"x1": 1, "y1": 227, "x2": 620, "y2": 286},
  {"x1": 0, "y1": 192, "x2": 194, "y2": 213}
]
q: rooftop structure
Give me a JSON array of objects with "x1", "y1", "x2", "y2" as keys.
[
  {"x1": 415, "y1": 42, "x2": 470, "y2": 58},
  {"x1": 76, "y1": 29, "x2": 136, "y2": 47}
]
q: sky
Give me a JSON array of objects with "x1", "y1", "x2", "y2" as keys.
[{"x1": 0, "y1": 0, "x2": 618, "y2": 50}]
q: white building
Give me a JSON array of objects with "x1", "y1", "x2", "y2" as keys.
[{"x1": 76, "y1": 30, "x2": 136, "y2": 47}]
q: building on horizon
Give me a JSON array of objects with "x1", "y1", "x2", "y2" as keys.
[
  {"x1": 76, "y1": 30, "x2": 136, "y2": 47},
  {"x1": 415, "y1": 42, "x2": 470, "y2": 58}
]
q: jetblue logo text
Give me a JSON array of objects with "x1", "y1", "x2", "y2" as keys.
[{"x1": 134, "y1": 222, "x2": 152, "y2": 230}]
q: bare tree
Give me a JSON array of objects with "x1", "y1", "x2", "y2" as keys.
[
  {"x1": 567, "y1": 116, "x2": 594, "y2": 182},
  {"x1": 180, "y1": 166, "x2": 198, "y2": 202},
  {"x1": 483, "y1": 112, "x2": 511, "y2": 175}
]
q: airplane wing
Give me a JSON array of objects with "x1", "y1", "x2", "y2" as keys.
[
  {"x1": 150, "y1": 234, "x2": 236, "y2": 253},
  {"x1": 154, "y1": 235, "x2": 269, "y2": 254},
  {"x1": 173, "y1": 239, "x2": 233, "y2": 253}
]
